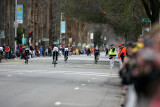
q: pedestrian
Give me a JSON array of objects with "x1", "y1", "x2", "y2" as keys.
[
  {"x1": 39, "y1": 46, "x2": 43, "y2": 56},
  {"x1": 105, "y1": 47, "x2": 108, "y2": 56},
  {"x1": 36, "y1": 49, "x2": 40, "y2": 57},
  {"x1": 109, "y1": 44, "x2": 116, "y2": 70},
  {"x1": 79, "y1": 48, "x2": 81, "y2": 55},
  {"x1": 48, "y1": 46, "x2": 51, "y2": 56},
  {"x1": 118, "y1": 44, "x2": 123, "y2": 68},
  {"x1": 45, "y1": 47, "x2": 48, "y2": 56},
  {"x1": 118, "y1": 44, "x2": 127, "y2": 68},
  {"x1": 70, "y1": 48, "x2": 73, "y2": 55},
  {"x1": 5, "y1": 45, "x2": 10, "y2": 60},
  {"x1": 30, "y1": 44, "x2": 34, "y2": 58}
]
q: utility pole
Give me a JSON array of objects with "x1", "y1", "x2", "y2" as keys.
[
  {"x1": 60, "y1": 13, "x2": 63, "y2": 47},
  {"x1": 14, "y1": 0, "x2": 17, "y2": 53}
]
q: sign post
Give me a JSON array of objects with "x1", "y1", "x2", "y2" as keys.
[
  {"x1": 22, "y1": 38, "x2": 26, "y2": 45},
  {"x1": 141, "y1": 18, "x2": 151, "y2": 29},
  {"x1": 14, "y1": 0, "x2": 17, "y2": 54},
  {"x1": 22, "y1": 33, "x2": 24, "y2": 45}
]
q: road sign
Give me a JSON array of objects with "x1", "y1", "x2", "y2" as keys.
[
  {"x1": 17, "y1": 5, "x2": 23, "y2": 23},
  {"x1": 90, "y1": 33, "x2": 94, "y2": 39},
  {"x1": 69, "y1": 38, "x2": 72, "y2": 44},
  {"x1": 141, "y1": 18, "x2": 151, "y2": 22},
  {"x1": 72, "y1": 44, "x2": 76, "y2": 47},
  {"x1": 0, "y1": 30, "x2": 5, "y2": 38},
  {"x1": 61, "y1": 21, "x2": 66, "y2": 33},
  {"x1": 42, "y1": 38, "x2": 49, "y2": 41},
  {"x1": 78, "y1": 43, "x2": 81, "y2": 46},
  {"x1": 22, "y1": 38, "x2": 26, "y2": 44},
  {"x1": 53, "y1": 41, "x2": 59, "y2": 45}
]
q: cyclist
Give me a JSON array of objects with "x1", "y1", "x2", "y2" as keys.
[
  {"x1": 52, "y1": 45, "x2": 59, "y2": 64},
  {"x1": 24, "y1": 46, "x2": 30, "y2": 64},
  {"x1": 94, "y1": 45, "x2": 100, "y2": 62},
  {"x1": 0, "y1": 46, "x2": 3, "y2": 63},
  {"x1": 64, "y1": 47, "x2": 69, "y2": 61}
]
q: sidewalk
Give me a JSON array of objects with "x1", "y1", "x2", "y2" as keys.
[{"x1": 100, "y1": 69, "x2": 124, "y2": 107}]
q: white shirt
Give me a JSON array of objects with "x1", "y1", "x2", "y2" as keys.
[
  {"x1": 0, "y1": 47, "x2": 3, "y2": 51},
  {"x1": 53, "y1": 47, "x2": 58, "y2": 52},
  {"x1": 64, "y1": 48, "x2": 69, "y2": 51}
]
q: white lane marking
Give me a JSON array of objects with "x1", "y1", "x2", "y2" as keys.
[
  {"x1": 7, "y1": 75, "x2": 12, "y2": 77},
  {"x1": 18, "y1": 73, "x2": 23, "y2": 75},
  {"x1": 81, "y1": 84, "x2": 86, "y2": 86},
  {"x1": 1, "y1": 69, "x2": 119, "y2": 77},
  {"x1": 58, "y1": 102, "x2": 92, "y2": 106},
  {"x1": 54, "y1": 102, "x2": 62, "y2": 106},
  {"x1": 87, "y1": 80, "x2": 91, "y2": 83},
  {"x1": 74, "y1": 87, "x2": 80, "y2": 90}
]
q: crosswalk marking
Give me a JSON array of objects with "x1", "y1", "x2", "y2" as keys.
[
  {"x1": 1, "y1": 68, "x2": 119, "y2": 78},
  {"x1": 29, "y1": 70, "x2": 119, "y2": 78}
]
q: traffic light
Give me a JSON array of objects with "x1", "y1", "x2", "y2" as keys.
[{"x1": 29, "y1": 31, "x2": 33, "y2": 37}]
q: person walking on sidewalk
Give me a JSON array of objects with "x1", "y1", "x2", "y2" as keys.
[{"x1": 109, "y1": 44, "x2": 116, "y2": 70}]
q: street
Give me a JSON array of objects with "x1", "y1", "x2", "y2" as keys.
[{"x1": 0, "y1": 53, "x2": 122, "y2": 107}]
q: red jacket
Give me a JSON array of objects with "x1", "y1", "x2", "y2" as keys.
[{"x1": 5, "y1": 46, "x2": 10, "y2": 53}]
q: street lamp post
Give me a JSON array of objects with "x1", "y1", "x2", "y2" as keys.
[
  {"x1": 15, "y1": 0, "x2": 17, "y2": 53},
  {"x1": 60, "y1": 13, "x2": 63, "y2": 47}
]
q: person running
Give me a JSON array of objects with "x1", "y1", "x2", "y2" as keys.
[
  {"x1": 109, "y1": 44, "x2": 116, "y2": 70},
  {"x1": 94, "y1": 45, "x2": 100, "y2": 62},
  {"x1": 64, "y1": 47, "x2": 69, "y2": 61},
  {"x1": 52, "y1": 45, "x2": 59, "y2": 64}
]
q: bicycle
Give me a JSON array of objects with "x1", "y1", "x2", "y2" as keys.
[
  {"x1": 52, "y1": 56, "x2": 57, "y2": 68},
  {"x1": 64, "y1": 55, "x2": 68, "y2": 63},
  {"x1": 25, "y1": 54, "x2": 29, "y2": 64},
  {"x1": 95, "y1": 54, "x2": 99, "y2": 64},
  {"x1": 0, "y1": 51, "x2": 3, "y2": 63}
]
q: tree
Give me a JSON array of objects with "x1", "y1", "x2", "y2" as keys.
[
  {"x1": 141, "y1": 0, "x2": 160, "y2": 24},
  {"x1": 63, "y1": 0, "x2": 143, "y2": 42},
  {"x1": 94, "y1": 31, "x2": 102, "y2": 47},
  {"x1": 17, "y1": 25, "x2": 23, "y2": 45}
]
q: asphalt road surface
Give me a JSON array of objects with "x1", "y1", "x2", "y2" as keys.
[{"x1": 0, "y1": 53, "x2": 123, "y2": 107}]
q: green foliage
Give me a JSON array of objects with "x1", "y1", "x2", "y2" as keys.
[
  {"x1": 63, "y1": 0, "x2": 143, "y2": 41},
  {"x1": 93, "y1": 31, "x2": 102, "y2": 47},
  {"x1": 63, "y1": 0, "x2": 107, "y2": 23},
  {"x1": 17, "y1": 24, "x2": 23, "y2": 45},
  {"x1": 104, "y1": 0, "x2": 143, "y2": 40},
  {"x1": 141, "y1": 0, "x2": 160, "y2": 23}
]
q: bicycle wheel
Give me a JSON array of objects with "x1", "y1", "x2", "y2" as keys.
[
  {"x1": 54, "y1": 63, "x2": 56, "y2": 68},
  {"x1": 26, "y1": 59, "x2": 28, "y2": 64}
]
